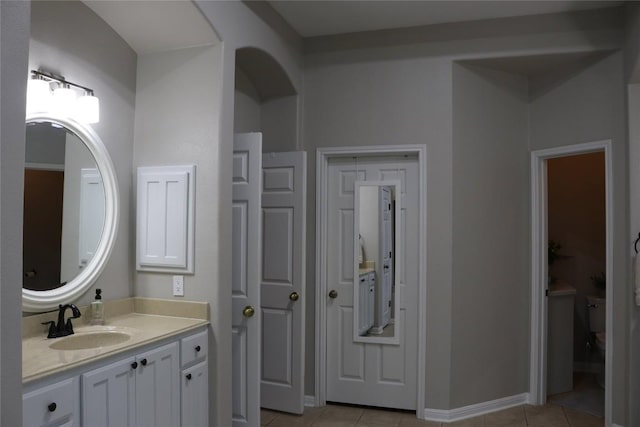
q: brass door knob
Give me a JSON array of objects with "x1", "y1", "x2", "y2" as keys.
[
  {"x1": 289, "y1": 291, "x2": 300, "y2": 302},
  {"x1": 328, "y1": 289, "x2": 338, "y2": 299},
  {"x1": 243, "y1": 306, "x2": 255, "y2": 317}
]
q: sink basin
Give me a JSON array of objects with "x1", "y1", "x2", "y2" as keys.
[{"x1": 49, "y1": 331, "x2": 131, "y2": 350}]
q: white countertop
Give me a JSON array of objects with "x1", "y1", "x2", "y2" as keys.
[{"x1": 23, "y1": 298, "x2": 208, "y2": 384}]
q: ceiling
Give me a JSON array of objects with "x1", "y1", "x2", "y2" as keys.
[
  {"x1": 84, "y1": 1, "x2": 218, "y2": 55},
  {"x1": 267, "y1": 0, "x2": 623, "y2": 38}
]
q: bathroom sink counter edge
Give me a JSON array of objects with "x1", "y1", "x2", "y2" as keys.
[{"x1": 22, "y1": 297, "x2": 209, "y2": 384}]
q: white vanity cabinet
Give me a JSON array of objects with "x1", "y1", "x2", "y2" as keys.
[
  {"x1": 135, "y1": 342, "x2": 181, "y2": 427},
  {"x1": 25, "y1": 327, "x2": 207, "y2": 427},
  {"x1": 180, "y1": 330, "x2": 208, "y2": 427},
  {"x1": 23, "y1": 377, "x2": 79, "y2": 427},
  {"x1": 82, "y1": 342, "x2": 180, "y2": 427},
  {"x1": 82, "y1": 355, "x2": 136, "y2": 426}
]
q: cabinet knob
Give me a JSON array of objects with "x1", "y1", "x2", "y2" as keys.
[
  {"x1": 131, "y1": 361, "x2": 138, "y2": 369},
  {"x1": 48, "y1": 402, "x2": 57, "y2": 412},
  {"x1": 186, "y1": 373, "x2": 192, "y2": 380},
  {"x1": 140, "y1": 358, "x2": 147, "y2": 366},
  {"x1": 195, "y1": 345, "x2": 201, "y2": 352}
]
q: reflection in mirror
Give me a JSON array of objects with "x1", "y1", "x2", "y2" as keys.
[
  {"x1": 353, "y1": 180, "x2": 401, "y2": 345},
  {"x1": 23, "y1": 121, "x2": 104, "y2": 291},
  {"x1": 23, "y1": 114, "x2": 118, "y2": 312}
]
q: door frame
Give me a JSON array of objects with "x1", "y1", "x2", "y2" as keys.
[
  {"x1": 315, "y1": 144, "x2": 427, "y2": 418},
  {"x1": 529, "y1": 140, "x2": 613, "y2": 424}
]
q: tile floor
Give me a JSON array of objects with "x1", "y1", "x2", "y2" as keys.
[{"x1": 261, "y1": 403, "x2": 604, "y2": 426}]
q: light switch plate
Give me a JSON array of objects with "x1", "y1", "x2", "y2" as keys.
[{"x1": 173, "y1": 275, "x2": 184, "y2": 297}]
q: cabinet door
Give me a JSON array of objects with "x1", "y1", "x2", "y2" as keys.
[
  {"x1": 135, "y1": 342, "x2": 180, "y2": 427},
  {"x1": 23, "y1": 377, "x2": 79, "y2": 427},
  {"x1": 181, "y1": 360, "x2": 208, "y2": 427},
  {"x1": 82, "y1": 357, "x2": 136, "y2": 427}
]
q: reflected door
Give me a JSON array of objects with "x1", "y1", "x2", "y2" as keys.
[
  {"x1": 326, "y1": 155, "x2": 419, "y2": 409},
  {"x1": 377, "y1": 186, "x2": 392, "y2": 331}
]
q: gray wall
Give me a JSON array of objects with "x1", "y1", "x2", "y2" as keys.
[
  {"x1": 234, "y1": 68, "x2": 299, "y2": 152},
  {"x1": 450, "y1": 63, "x2": 530, "y2": 407},
  {"x1": 302, "y1": 10, "x2": 626, "y2": 416},
  {"x1": 303, "y1": 51, "x2": 455, "y2": 409},
  {"x1": 624, "y1": 4, "x2": 640, "y2": 425},
  {"x1": 132, "y1": 44, "x2": 223, "y2": 425},
  {"x1": 529, "y1": 51, "x2": 627, "y2": 423},
  {"x1": 627, "y1": 83, "x2": 640, "y2": 427},
  {"x1": 1, "y1": 2, "x2": 30, "y2": 424},
  {"x1": 28, "y1": 0, "x2": 137, "y2": 308}
]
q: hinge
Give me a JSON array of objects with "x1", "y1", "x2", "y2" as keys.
[{"x1": 545, "y1": 289, "x2": 549, "y2": 297}]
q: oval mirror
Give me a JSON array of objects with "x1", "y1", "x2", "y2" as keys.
[
  {"x1": 353, "y1": 180, "x2": 401, "y2": 345},
  {"x1": 23, "y1": 113, "x2": 119, "y2": 312}
]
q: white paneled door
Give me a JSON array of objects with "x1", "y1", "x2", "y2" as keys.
[
  {"x1": 261, "y1": 151, "x2": 307, "y2": 414},
  {"x1": 326, "y1": 156, "x2": 419, "y2": 409},
  {"x1": 232, "y1": 133, "x2": 262, "y2": 427}
]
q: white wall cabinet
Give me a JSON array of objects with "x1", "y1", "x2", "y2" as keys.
[
  {"x1": 23, "y1": 377, "x2": 79, "y2": 427},
  {"x1": 136, "y1": 165, "x2": 195, "y2": 273},
  {"x1": 24, "y1": 329, "x2": 207, "y2": 427}
]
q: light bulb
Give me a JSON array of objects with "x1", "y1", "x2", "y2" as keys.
[
  {"x1": 76, "y1": 93, "x2": 100, "y2": 124},
  {"x1": 26, "y1": 79, "x2": 52, "y2": 113},
  {"x1": 52, "y1": 86, "x2": 77, "y2": 117}
]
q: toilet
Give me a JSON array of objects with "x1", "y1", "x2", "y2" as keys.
[{"x1": 587, "y1": 296, "x2": 606, "y2": 388}]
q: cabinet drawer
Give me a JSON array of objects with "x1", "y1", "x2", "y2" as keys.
[
  {"x1": 23, "y1": 377, "x2": 79, "y2": 427},
  {"x1": 181, "y1": 330, "x2": 208, "y2": 367}
]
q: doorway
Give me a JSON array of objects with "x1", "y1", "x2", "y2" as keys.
[
  {"x1": 530, "y1": 140, "x2": 613, "y2": 425},
  {"x1": 315, "y1": 145, "x2": 427, "y2": 419}
]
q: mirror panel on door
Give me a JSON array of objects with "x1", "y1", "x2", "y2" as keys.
[{"x1": 353, "y1": 180, "x2": 401, "y2": 344}]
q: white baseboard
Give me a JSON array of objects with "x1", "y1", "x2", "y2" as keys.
[
  {"x1": 304, "y1": 395, "x2": 316, "y2": 407},
  {"x1": 424, "y1": 393, "x2": 530, "y2": 423}
]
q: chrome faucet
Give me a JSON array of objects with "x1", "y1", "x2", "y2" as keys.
[{"x1": 42, "y1": 304, "x2": 82, "y2": 338}]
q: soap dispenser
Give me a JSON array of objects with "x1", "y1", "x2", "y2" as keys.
[{"x1": 90, "y1": 288, "x2": 104, "y2": 325}]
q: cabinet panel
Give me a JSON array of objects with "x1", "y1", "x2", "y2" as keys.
[
  {"x1": 136, "y1": 165, "x2": 195, "y2": 273},
  {"x1": 181, "y1": 360, "x2": 208, "y2": 427},
  {"x1": 82, "y1": 357, "x2": 136, "y2": 427},
  {"x1": 181, "y1": 330, "x2": 208, "y2": 368},
  {"x1": 135, "y1": 342, "x2": 180, "y2": 427},
  {"x1": 23, "y1": 377, "x2": 79, "y2": 427}
]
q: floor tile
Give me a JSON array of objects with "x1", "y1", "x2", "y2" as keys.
[
  {"x1": 483, "y1": 406, "x2": 527, "y2": 426},
  {"x1": 266, "y1": 402, "x2": 602, "y2": 427},
  {"x1": 311, "y1": 421, "x2": 358, "y2": 427},
  {"x1": 261, "y1": 409, "x2": 279, "y2": 425},
  {"x1": 449, "y1": 416, "x2": 485, "y2": 426},
  {"x1": 358, "y1": 408, "x2": 403, "y2": 426},
  {"x1": 269, "y1": 410, "x2": 325, "y2": 427},
  {"x1": 563, "y1": 407, "x2": 604, "y2": 427},
  {"x1": 320, "y1": 405, "x2": 365, "y2": 422},
  {"x1": 398, "y1": 415, "x2": 441, "y2": 427},
  {"x1": 524, "y1": 404, "x2": 569, "y2": 427}
]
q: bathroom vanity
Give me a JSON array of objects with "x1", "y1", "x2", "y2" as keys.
[
  {"x1": 22, "y1": 298, "x2": 209, "y2": 427},
  {"x1": 547, "y1": 281, "x2": 577, "y2": 396}
]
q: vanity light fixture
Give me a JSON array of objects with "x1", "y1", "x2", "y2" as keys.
[{"x1": 27, "y1": 70, "x2": 100, "y2": 124}]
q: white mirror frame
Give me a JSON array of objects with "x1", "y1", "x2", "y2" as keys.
[
  {"x1": 353, "y1": 180, "x2": 401, "y2": 345},
  {"x1": 23, "y1": 113, "x2": 119, "y2": 312}
]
